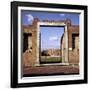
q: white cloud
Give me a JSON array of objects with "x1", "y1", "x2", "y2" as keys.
[
  {"x1": 59, "y1": 14, "x2": 65, "y2": 17},
  {"x1": 26, "y1": 14, "x2": 34, "y2": 22},
  {"x1": 49, "y1": 36, "x2": 58, "y2": 41}
]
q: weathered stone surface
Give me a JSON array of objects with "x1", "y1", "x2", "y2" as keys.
[
  {"x1": 23, "y1": 65, "x2": 79, "y2": 76},
  {"x1": 23, "y1": 18, "x2": 79, "y2": 66},
  {"x1": 69, "y1": 49, "x2": 79, "y2": 64},
  {"x1": 61, "y1": 24, "x2": 79, "y2": 64}
]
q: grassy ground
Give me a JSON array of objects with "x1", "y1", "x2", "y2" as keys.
[{"x1": 40, "y1": 56, "x2": 62, "y2": 63}]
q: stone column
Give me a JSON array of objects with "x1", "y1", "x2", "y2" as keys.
[
  {"x1": 62, "y1": 41, "x2": 64, "y2": 63},
  {"x1": 35, "y1": 23, "x2": 40, "y2": 66},
  {"x1": 64, "y1": 26, "x2": 69, "y2": 64}
]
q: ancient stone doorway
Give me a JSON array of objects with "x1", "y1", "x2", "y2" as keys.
[
  {"x1": 40, "y1": 26, "x2": 64, "y2": 64},
  {"x1": 37, "y1": 21, "x2": 69, "y2": 66}
]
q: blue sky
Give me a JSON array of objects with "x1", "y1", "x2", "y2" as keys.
[
  {"x1": 21, "y1": 10, "x2": 79, "y2": 50},
  {"x1": 40, "y1": 27, "x2": 64, "y2": 50}
]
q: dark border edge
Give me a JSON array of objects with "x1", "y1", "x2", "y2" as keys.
[
  {"x1": 11, "y1": 1, "x2": 88, "y2": 9},
  {"x1": 84, "y1": 6, "x2": 88, "y2": 84},
  {"x1": 11, "y1": 1, "x2": 18, "y2": 88}
]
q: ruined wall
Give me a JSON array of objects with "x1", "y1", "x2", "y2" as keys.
[
  {"x1": 61, "y1": 19, "x2": 79, "y2": 65},
  {"x1": 68, "y1": 35, "x2": 79, "y2": 64},
  {"x1": 23, "y1": 18, "x2": 79, "y2": 66},
  {"x1": 69, "y1": 49, "x2": 79, "y2": 64},
  {"x1": 68, "y1": 25, "x2": 79, "y2": 64},
  {"x1": 68, "y1": 25, "x2": 79, "y2": 49},
  {"x1": 23, "y1": 18, "x2": 39, "y2": 67}
]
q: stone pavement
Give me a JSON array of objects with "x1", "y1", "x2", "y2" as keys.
[{"x1": 23, "y1": 65, "x2": 79, "y2": 77}]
